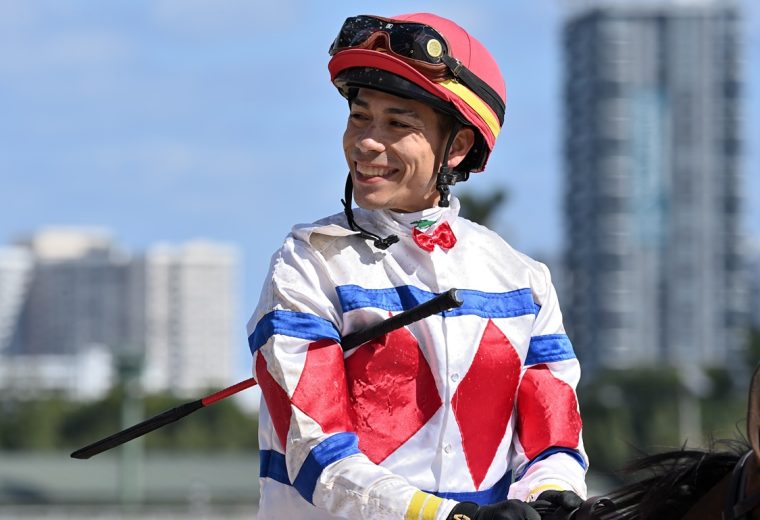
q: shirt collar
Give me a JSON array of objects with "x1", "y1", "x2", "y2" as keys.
[{"x1": 374, "y1": 196, "x2": 461, "y2": 235}]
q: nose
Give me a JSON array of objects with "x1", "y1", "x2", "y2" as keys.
[{"x1": 355, "y1": 126, "x2": 386, "y2": 154}]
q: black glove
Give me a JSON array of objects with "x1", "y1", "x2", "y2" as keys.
[
  {"x1": 447, "y1": 499, "x2": 541, "y2": 520},
  {"x1": 528, "y1": 490, "x2": 583, "y2": 520}
]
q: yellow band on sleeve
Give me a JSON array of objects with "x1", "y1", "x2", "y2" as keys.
[
  {"x1": 527, "y1": 483, "x2": 565, "y2": 501},
  {"x1": 405, "y1": 491, "x2": 427, "y2": 520},
  {"x1": 405, "y1": 491, "x2": 444, "y2": 520},
  {"x1": 421, "y1": 494, "x2": 443, "y2": 520}
]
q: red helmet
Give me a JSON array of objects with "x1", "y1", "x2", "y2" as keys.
[{"x1": 328, "y1": 13, "x2": 506, "y2": 173}]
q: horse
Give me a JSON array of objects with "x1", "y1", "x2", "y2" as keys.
[{"x1": 574, "y1": 363, "x2": 760, "y2": 520}]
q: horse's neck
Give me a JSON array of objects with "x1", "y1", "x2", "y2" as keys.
[
  {"x1": 680, "y1": 473, "x2": 731, "y2": 520},
  {"x1": 681, "y1": 456, "x2": 760, "y2": 520}
]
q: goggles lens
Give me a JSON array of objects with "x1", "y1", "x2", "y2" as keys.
[{"x1": 330, "y1": 16, "x2": 449, "y2": 64}]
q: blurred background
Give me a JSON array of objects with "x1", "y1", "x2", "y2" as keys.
[{"x1": 0, "y1": 0, "x2": 758, "y2": 518}]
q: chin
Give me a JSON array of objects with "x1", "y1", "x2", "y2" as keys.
[{"x1": 353, "y1": 196, "x2": 388, "y2": 211}]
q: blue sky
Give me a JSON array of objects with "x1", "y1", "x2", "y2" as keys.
[{"x1": 1, "y1": 1, "x2": 758, "y2": 374}]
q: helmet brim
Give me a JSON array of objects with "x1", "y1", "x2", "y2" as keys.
[{"x1": 333, "y1": 68, "x2": 463, "y2": 121}]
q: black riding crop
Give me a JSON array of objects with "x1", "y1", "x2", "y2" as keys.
[{"x1": 71, "y1": 288, "x2": 463, "y2": 459}]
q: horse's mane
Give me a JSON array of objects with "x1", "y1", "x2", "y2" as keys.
[{"x1": 599, "y1": 440, "x2": 749, "y2": 519}]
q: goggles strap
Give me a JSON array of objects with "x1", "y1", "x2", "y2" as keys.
[
  {"x1": 441, "y1": 55, "x2": 505, "y2": 125},
  {"x1": 436, "y1": 121, "x2": 469, "y2": 208},
  {"x1": 341, "y1": 174, "x2": 400, "y2": 250}
]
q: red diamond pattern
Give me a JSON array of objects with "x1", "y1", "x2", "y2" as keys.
[
  {"x1": 255, "y1": 353, "x2": 293, "y2": 450},
  {"x1": 345, "y1": 322, "x2": 442, "y2": 464},
  {"x1": 453, "y1": 320, "x2": 521, "y2": 489},
  {"x1": 292, "y1": 339, "x2": 354, "y2": 435},
  {"x1": 517, "y1": 364, "x2": 582, "y2": 460}
]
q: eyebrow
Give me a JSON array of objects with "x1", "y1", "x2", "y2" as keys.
[{"x1": 353, "y1": 97, "x2": 423, "y2": 119}]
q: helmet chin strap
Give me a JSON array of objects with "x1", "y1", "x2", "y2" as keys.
[
  {"x1": 436, "y1": 120, "x2": 469, "y2": 208},
  {"x1": 341, "y1": 174, "x2": 400, "y2": 250}
]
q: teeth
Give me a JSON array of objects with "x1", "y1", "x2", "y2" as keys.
[{"x1": 357, "y1": 165, "x2": 392, "y2": 178}]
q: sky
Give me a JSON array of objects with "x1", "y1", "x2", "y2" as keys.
[{"x1": 1, "y1": 0, "x2": 758, "y2": 378}]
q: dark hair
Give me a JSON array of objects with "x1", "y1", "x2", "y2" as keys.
[{"x1": 435, "y1": 110, "x2": 456, "y2": 137}]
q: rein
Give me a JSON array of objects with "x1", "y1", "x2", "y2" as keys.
[{"x1": 571, "y1": 496, "x2": 616, "y2": 519}]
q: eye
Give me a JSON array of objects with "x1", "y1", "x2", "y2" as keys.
[
  {"x1": 390, "y1": 120, "x2": 411, "y2": 129},
  {"x1": 349, "y1": 112, "x2": 369, "y2": 122}
]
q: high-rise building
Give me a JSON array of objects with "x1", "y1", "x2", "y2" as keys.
[
  {"x1": 0, "y1": 229, "x2": 239, "y2": 400},
  {"x1": 16, "y1": 228, "x2": 131, "y2": 357},
  {"x1": 748, "y1": 237, "x2": 760, "y2": 331},
  {"x1": 562, "y1": 2, "x2": 744, "y2": 372},
  {"x1": 0, "y1": 246, "x2": 34, "y2": 355},
  {"x1": 130, "y1": 241, "x2": 238, "y2": 397},
  {"x1": 0, "y1": 229, "x2": 129, "y2": 399}
]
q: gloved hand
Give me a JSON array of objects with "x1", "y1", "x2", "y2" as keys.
[
  {"x1": 528, "y1": 490, "x2": 583, "y2": 520},
  {"x1": 447, "y1": 499, "x2": 541, "y2": 520}
]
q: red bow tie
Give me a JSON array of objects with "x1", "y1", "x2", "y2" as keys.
[{"x1": 412, "y1": 221, "x2": 457, "y2": 252}]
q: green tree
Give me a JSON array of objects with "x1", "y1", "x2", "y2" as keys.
[
  {"x1": 457, "y1": 187, "x2": 508, "y2": 228},
  {"x1": 580, "y1": 368, "x2": 681, "y2": 474},
  {"x1": 746, "y1": 328, "x2": 760, "y2": 369},
  {"x1": 1, "y1": 390, "x2": 258, "y2": 452},
  {"x1": 580, "y1": 365, "x2": 750, "y2": 476},
  {"x1": 1, "y1": 396, "x2": 76, "y2": 450}
]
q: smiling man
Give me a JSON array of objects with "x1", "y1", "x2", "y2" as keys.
[{"x1": 247, "y1": 12, "x2": 588, "y2": 520}]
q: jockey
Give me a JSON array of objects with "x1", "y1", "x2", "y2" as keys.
[{"x1": 247, "y1": 12, "x2": 588, "y2": 520}]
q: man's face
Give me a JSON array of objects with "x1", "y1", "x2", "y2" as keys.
[{"x1": 343, "y1": 88, "x2": 450, "y2": 213}]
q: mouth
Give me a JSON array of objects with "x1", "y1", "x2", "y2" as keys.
[{"x1": 354, "y1": 162, "x2": 398, "y2": 182}]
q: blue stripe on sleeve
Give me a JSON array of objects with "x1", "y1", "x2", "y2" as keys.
[
  {"x1": 515, "y1": 447, "x2": 588, "y2": 481},
  {"x1": 248, "y1": 310, "x2": 341, "y2": 354},
  {"x1": 293, "y1": 432, "x2": 361, "y2": 504},
  {"x1": 525, "y1": 334, "x2": 576, "y2": 365},
  {"x1": 336, "y1": 284, "x2": 539, "y2": 320},
  {"x1": 259, "y1": 449, "x2": 291, "y2": 485}
]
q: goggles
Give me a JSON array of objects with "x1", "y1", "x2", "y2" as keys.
[
  {"x1": 329, "y1": 15, "x2": 450, "y2": 69},
  {"x1": 329, "y1": 15, "x2": 505, "y2": 125}
]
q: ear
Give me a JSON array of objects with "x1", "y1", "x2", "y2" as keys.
[
  {"x1": 446, "y1": 127, "x2": 475, "y2": 169},
  {"x1": 748, "y1": 362, "x2": 760, "y2": 461}
]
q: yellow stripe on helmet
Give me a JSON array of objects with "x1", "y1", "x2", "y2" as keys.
[{"x1": 439, "y1": 79, "x2": 501, "y2": 141}]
